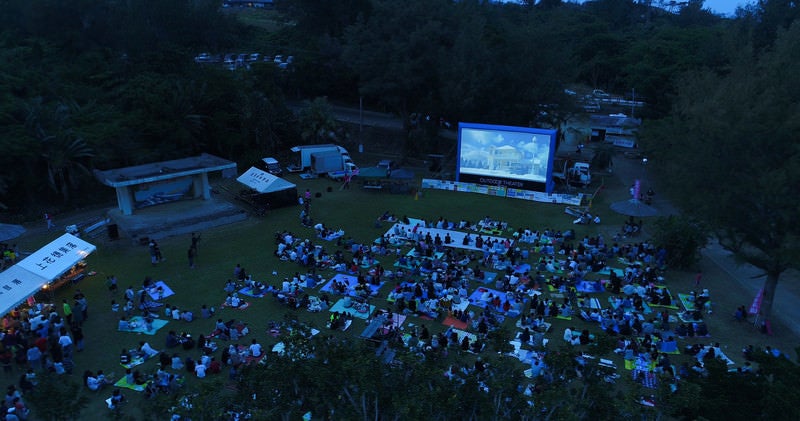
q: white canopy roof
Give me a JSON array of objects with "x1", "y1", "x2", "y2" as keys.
[
  {"x1": 0, "y1": 265, "x2": 49, "y2": 316},
  {"x1": 237, "y1": 167, "x2": 296, "y2": 193},
  {"x1": 17, "y1": 233, "x2": 96, "y2": 280}
]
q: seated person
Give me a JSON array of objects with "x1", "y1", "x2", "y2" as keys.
[
  {"x1": 181, "y1": 311, "x2": 193, "y2": 322},
  {"x1": 139, "y1": 341, "x2": 159, "y2": 358},
  {"x1": 120, "y1": 349, "x2": 131, "y2": 366},
  {"x1": 86, "y1": 372, "x2": 101, "y2": 391},
  {"x1": 109, "y1": 389, "x2": 125, "y2": 409},
  {"x1": 118, "y1": 317, "x2": 131, "y2": 331},
  {"x1": 165, "y1": 331, "x2": 180, "y2": 348},
  {"x1": 171, "y1": 354, "x2": 184, "y2": 370}
]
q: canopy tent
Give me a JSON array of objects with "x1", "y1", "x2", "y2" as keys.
[
  {"x1": 237, "y1": 167, "x2": 296, "y2": 193},
  {"x1": 357, "y1": 167, "x2": 388, "y2": 179},
  {"x1": 0, "y1": 265, "x2": 49, "y2": 317},
  {"x1": 236, "y1": 167, "x2": 298, "y2": 209},
  {"x1": 16, "y1": 233, "x2": 96, "y2": 281}
]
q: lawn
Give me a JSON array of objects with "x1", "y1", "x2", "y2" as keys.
[{"x1": 4, "y1": 168, "x2": 795, "y2": 419}]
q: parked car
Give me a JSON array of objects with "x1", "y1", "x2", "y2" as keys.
[
  {"x1": 249, "y1": 53, "x2": 261, "y2": 62},
  {"x1": 273, "y1": 55, "x2": 283, "y2": 63},
  {"x1": 259, "y1": 157, "x2": 283, "y2": 176},
  {"x1": 592, "y1": 89, "x2": 610, "y2": 98},
  {"x1": 194, "y1": 53, "x2": 211, "y2": 63}
]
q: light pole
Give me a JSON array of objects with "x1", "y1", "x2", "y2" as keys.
[{"x1": 359, "y1": 96, "x2": 364, "y2": 154}]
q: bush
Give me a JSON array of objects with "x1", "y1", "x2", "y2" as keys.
[{"x1": 651, "y1": 215, "x2": 709, "y2": 269}]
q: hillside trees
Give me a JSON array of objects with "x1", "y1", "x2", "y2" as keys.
[{"x1": 643, "y1": 21, "x2": 800, "y2": 323}]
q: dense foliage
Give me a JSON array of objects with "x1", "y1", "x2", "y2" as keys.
[{"x1": 0, "y1": 0, "x2": 742, "y2": 215}]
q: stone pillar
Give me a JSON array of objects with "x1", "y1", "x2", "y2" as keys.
[{"x1": 117, "y1": 186, "x2": 134, "y2": 215}]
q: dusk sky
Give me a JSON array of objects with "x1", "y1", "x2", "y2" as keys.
[{"x1": 499, "y1": 1, "x2": 755, "y2": 18}]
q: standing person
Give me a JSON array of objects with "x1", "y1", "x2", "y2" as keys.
[
  {"x1": 44, "y1": 212, "x2": 55, "y2": 230},
  {"x1": 148, "y1": 240, "x2": 158, "y2": 265},
  {"x1": 694, "y1": 270, "x2": 702, "y2": 288},
  {"x1": 188, "y1": 247, "x2": 196, "y2": 269},
  {"x1": 71, "y1": 323, "x2": 84, "y2": 352},
  {"x1": 75, "y1": 291, "x2": 88, "y2": 322},
  {"x1": 154, "y1": 240, "x2": 163, "y2": 262},
  {"x1": 62, "y1": 300, "x2": 72, "y2": 326},
  {"x1": 107, "y1": 275, "x2": 118, "y2": 295},
  {"x1": 191, "y1": 233, "x2": 201, "y2": 255}
]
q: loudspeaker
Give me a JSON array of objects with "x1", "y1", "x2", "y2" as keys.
[{"x1": 107, "y1": 224, "x2": 119, "y2": 240}]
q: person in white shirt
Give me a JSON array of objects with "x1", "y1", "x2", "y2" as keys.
[
  {"x1": 249, "y1": 339, "x2": 262, "y2": 357},
  {"x1": 86, "y1": 374, "x2": 100, "y2": 391},
  {"x1": 194, "y1": 363, "x2": 206, "y2": 378},
  {"x1": 139, "y1": 341, "x2": 159, "y2": 358},
  {"x1": 171, "y1": 307, "x2": 181, "y2": 320}
]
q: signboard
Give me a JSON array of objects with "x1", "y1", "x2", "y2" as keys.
[
  {"x1": 0, "y1": 265, "x2": 48, "y2": 316},
  {"x1": 17, "y1": 233, "x2": 96, "y2": 281}
]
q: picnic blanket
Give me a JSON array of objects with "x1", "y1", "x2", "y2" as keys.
[
  {"x1": 697, "y1": 346, "x2": 735, "y2": 366},
  {"x1": 659, "y1": 340, "x2": 680, "y2": 354},
  {"x1": 406, "y1": 249, "x2": 445, "y2": 259},
  {"x1": 442, "y1": 316, "x2": 468, "y2": 330},
  {"x1": 330, "y1": 298, "x2": 374, "y2": 319},
  {"x1": 221, "y1": 301, "x2": 251, "y2": 310},
  {"x1": 476, "y1": 271, "x2": 498, "y2": 284},
  {"x1": 576, "y1": 280, "x2": 605, "y2": 293},
  {"x1": 678, "y1": 293, "x2": 711, "y2": 312},
  {"x1": 467, "y1": 287, "x2": 507, "y2": 308},
  {"x1": 238, "y1": 286, "x2": 268, "y2": 298},
  {"x1": 608, "y1": 297, "x2": 653, "y2": 314},
  {"x1": 118, "y1": 316, "x2": 169, "y2": 335},
  {"x1": 146, "y1": 281, "x2": 175, "y2": 301},
  {"x1": 578, "y1": 297, "x2": 603, "y2": 310},
  {"x1": 677, "y1": 311, "x2": 703, "y2": 323},
  {"x1": 648, "y1": 287, "x2": 678, "y2": 309},
  {"x1": 597, "y1": 267, "x2": 625, "y2": 277},
  {"x1": 114, "y1": 376, "x2": 150, "y2": 392},
  {"x1": 375, "y1": 311, "x2": 407, "y2": 329},
  {"x1": 318, "y1": 230, "x2": 345, "y2": 241},
  {"x1": 446, "y1": 327, "x2": 477, "y2": 345},
  {"x1": 320, "y1": 274, "x2": 383, "y2": 297},
  {"x1": 120, "y1": 352, "x2": 159, "y2": 369},
  {"x1": 512, "y1": 263, "x2": 531, "y2": 274}
]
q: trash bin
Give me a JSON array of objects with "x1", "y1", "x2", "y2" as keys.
[{"x1": 107, "y1": 224, "x2": 119, "y2": 240}]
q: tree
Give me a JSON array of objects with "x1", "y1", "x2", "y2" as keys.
[
  {"x1": 297, "y1": 97, "x2": 346, "y2": 144},
  {"x1": 651, "y1": 215, "x2": 709, "y2": 269},
  {"x1": 26, "y1": 372, "x2": 90, "y2": 420},
  {"x1": 643, "y1": 21, "x2": 800, "y2": 323}
]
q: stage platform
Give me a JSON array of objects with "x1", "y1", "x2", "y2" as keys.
[{"x1": 108, "y1": 196, "x2": 248, "y2": 242}]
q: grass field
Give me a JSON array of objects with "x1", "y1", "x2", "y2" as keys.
[{"x1": 4, "y1": 164, "x2": 796, "y2": 419}]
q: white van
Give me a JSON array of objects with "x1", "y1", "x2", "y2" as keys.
[{"x1": 260, "y1": 157, "x2": 282, "y2": 176}]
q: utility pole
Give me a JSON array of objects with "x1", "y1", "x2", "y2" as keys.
[{"x1": 359, "y1": 96, "x2": 364, "y2": 154}]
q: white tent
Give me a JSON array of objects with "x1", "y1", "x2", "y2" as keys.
[
  {"x1": 16, "y1": 233, "x2": 96, "y2": 281},
  {"x1": 0, "y1": 265, "x2": 49, "y2": 316},
  {"x1": 237, "y1": 167, "x2": 296, "y2": 193}
]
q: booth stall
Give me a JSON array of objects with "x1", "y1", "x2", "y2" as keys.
[
  {"x1": 0, "y1": 233, "x2": 97, "y2": 316},
  {"x1": 0, "y1": 265, "x2": 49, "y2": 317}
]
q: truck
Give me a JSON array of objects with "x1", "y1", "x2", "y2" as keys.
[
  {"x1": 326, "y1": 162, "x2": 359, "y2": 181},
  {"x1": 552, "y1": 159, "x2": 591, "y2": 187},
  {"x1": 287, "y1": 144, "x2": 353, "y2": 173},
  {"x1": 310, "y1": 150, "x2": 348, "y2": 176}
]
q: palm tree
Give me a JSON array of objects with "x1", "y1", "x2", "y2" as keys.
[{"x1": 40, "y1": 134, "x2": 94, "y2": 203}]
